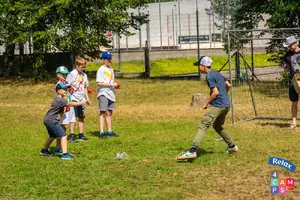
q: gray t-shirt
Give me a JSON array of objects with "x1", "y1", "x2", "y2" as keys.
[
  {"x1": 96, "y1": 65, "x2": 115, "y2": 101},
  {"x1": 283, "y1": 51, "x2": 300, "y2": 79},
  {"x1": 44, "y1": 97, "x2": 68, "y2": 123},
  {"x1": 66, "y1": 69, "x2": 89, "y2": 102}
]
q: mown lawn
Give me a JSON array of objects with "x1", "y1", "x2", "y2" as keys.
[
  {"x1": 0, "y1": 78, "x2": 299, "y2": 199},
  {"x1": 86, "y1": 54, "x2": 278, "y2": 77}
]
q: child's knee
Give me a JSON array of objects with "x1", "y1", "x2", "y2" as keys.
[
  {"x1": 100, "y1": 111, "x2": 106, "y2": 116},
  {"x1": 106, "y1": 111, "x2": 112, "y2": 116}
]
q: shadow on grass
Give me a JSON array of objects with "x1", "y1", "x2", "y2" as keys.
[
  {"x1": 259, "y1": 122, "x2": 290, "y2": 128},
  {"x1": 88, "y1": 131, "x2": 100, "y2": 138}
]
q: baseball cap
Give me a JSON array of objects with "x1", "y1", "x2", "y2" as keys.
[
  {"x1": 56, "y1": 66, "x2": 70, "y2": 74},
  {"x1": 101, "y1": 51, "x2": 113, "y2": 59},
  {"x1": 193, "y1": 56, "x2": 213, "y2": 67},
  {"x1": 55, "y1": 82, "x2": 70, "y2": 92},
  {"x1": 283, "y1": 36, "x2": 298, "y2": 47}
]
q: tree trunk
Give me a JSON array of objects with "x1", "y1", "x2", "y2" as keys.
[
  {"x1": 3, "y1": 38, "x2": 15, "y2": 76},
  {"x1": 19, "y1": 43, "x2": 25, "y2": 73}
]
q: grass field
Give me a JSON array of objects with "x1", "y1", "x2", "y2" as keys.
[
  {"x1": 86, "y1": 54, "x2": 278, "y2": 77},
  {"x1": 0, "y1": 78, "x2": 299, "y2": 199}
]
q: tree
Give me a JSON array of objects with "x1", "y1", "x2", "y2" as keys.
[{"x1": 0, "y1": 0, "x2": 149, "y2": 78}]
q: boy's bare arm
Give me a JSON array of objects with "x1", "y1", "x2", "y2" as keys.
[
  {"x1": 97, "y1": 82, "x2": 117, "y2": 87},
  {"x1": 67, "y1": 101, "x2": 86, "y2": 107},
  {"x1": 84, "y1": 89, "x2": 91, "y2": 105},
  {"x1": 203, "y1": 87, "x2": 219, "y2": 109},
  {"x1": 225, "y1": 80, "x2": 231, "y2": 93}
]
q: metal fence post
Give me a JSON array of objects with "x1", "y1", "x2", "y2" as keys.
[
  {"x1": 196, "y1": 0, "x2": 201, "y2": 80},
  {"x1": 159, "y1": 0, "x2": 163, "y2": 49},
  {"x1": 178, "y1": 0, "x2": 181, "y2": 49},
  {"x1": 118, "y1": 34, "x2": 122, "y2": 73},
  {"x1": 172, "y1": 9, "x2": 175, "y2": 48},
  {"x1": 227, "y1": 31, "x2": 234, "y2": 124}
]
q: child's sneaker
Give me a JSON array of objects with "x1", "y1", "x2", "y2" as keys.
[
  {"x1": 61, "y1": 153, "x2": 74, "y2": 160},
  {"x1": 99, "y1": 132, "x2": 107, "y2": 139},
  {"x1": 78, "y1": 134, "x2": 89, "y2": 141},
  {"x1": 40, "y1": 149, "x2": 53, "y2": 156},
  {"x1": 226, "y1": 145, "x2": 239, "y2": 154},
  {"x1": 54, "y1": 147, "x2": 62, "y2": 155},
  {"x1": 107, "y1": 131, "x2": 119, "y2": 137},
  {"x1": 54, "y1": 147, "x2": 72, "y2": 156},
  {"x1": 176, "y1": 151, "x2": 197, "y2": 160},
  {"x1": 69, "y1": 134, "x2": 77, "y2": 143}
]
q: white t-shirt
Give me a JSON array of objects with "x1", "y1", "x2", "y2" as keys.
[
  {"x1": 96, "y1": 65, "x2": 115, "y2": 101},
  {"x1": 66, "y1": 69, "x2": 89, "y2": 101}
]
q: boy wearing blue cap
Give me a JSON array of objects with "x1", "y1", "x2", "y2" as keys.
[
  {"x1": 41, "y1": 82, "x2": 86, "y2": 160},
  {"x1": 96, "y1": 52, "x2": 120, "y2": 138},
  {"x1": 177, "y1": 56, "x2": 238, "y2": 161}
]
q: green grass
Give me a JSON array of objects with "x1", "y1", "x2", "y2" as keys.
[
  {"x1": 86, "y1": 54, "x2": 279, "y2": 77},
  {"x1": 0, "y1": 78, "x2": 299, "y2": 199}
]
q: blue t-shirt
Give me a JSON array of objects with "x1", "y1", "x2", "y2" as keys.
[{"x1": 206, "y1": 70, "x2": 230, "y2": 108}]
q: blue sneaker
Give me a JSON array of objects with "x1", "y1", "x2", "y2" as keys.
[
  {"x1": 107, "y1": 131, "x2": 119, "y2": 137},
  {"x1": 40, "y1": 149, "x2": 53, "y2": 156},
  {"x1": 54, "y1": 148, "x2": 72, "y2": 156},
  {"x1": 61, "y1": 153, "x2": 74, "y2": 160},
  {"x1": 100, "y1": 132, "x2": 107, "y2": 139}
]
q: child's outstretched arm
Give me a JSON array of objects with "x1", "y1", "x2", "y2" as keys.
[
  {"x1": 67, "y1": 101, "x2": 86, "y2": 107},
  {"x1": 97, "y1": 82, "x2": 119, "y2": 88}
]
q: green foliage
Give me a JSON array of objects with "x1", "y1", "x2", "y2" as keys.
[
  {"x1": 0, "y1": 0, "x2": 149, "y2": 78},
  {"x1": 278, "y1": 71, "x2": 290, "y2": 86},
  {"x1": 31, "y1": 55, "x2": 51, "y2": 81},
  {"x1": 213, "y1": 0, "x2": 300, "y2": 52},
  {"x1": 266, "y1": 0, "x2": 300, "y2": 28}
]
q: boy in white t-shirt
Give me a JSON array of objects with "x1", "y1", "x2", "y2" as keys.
[
  {"x1": 96, "y1": 52, "x2": 120, "y2": 138},
  {"x1": 66, "y1": 57, "x2": 91, "y2": 142}
]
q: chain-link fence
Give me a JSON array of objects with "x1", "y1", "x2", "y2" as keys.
[{"x1": 105, "y1": 0, "x2": 228, "y2": 76}]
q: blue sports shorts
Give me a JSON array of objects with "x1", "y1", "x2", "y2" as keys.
[{"x1": 44, "y1": 122, "x2": 66, "y2": 138}]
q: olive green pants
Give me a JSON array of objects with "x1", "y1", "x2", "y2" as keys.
[{"x1": 191, "y1": 106, "x2": 234, "y2": 149}]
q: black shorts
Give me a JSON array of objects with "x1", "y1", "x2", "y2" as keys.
[
  {"x1": 73, "y1": 103, "x2": 85, "y2": 118},
  {"x1": 289, "y1": 84, "x2": 299, "y2": 102}
]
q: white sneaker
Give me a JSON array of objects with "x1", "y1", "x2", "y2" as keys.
[
  {"x1": 176, "y1": 151, "x2": 197, "y2": 160},
  {"x1": 226, "y1": 145, "x2": 239, "y2": 154}
]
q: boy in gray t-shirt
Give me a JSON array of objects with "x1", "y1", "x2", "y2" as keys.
[
  {"x1": 96, "y1": 52, "x2": 120, "y2": 138},
  {"x1": 41, "y1": 82, "x2": 85, "y2": 160}
]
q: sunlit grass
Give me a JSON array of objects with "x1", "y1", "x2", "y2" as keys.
[
  {"x1": 86, "y1": 54, "x2": 278, "y2": 77},
  {"x1": 0, "y1": 78, "x2": 299, "y2": 199}
]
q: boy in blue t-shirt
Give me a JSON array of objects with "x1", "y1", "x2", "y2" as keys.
[{"x1": 177, "y1": 56, "x2": 238, "y2": 161}]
